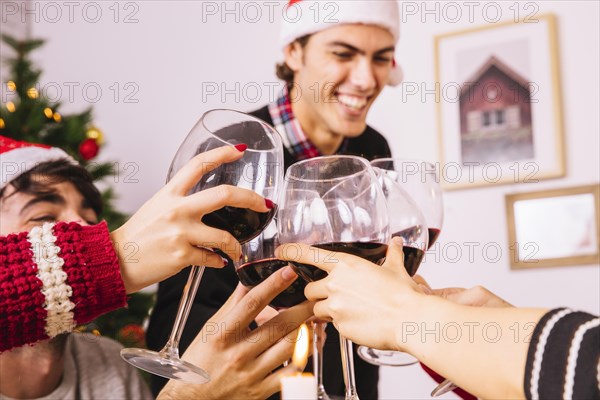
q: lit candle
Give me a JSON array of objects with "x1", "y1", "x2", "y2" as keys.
[{"x1": 281, "y1": 323, "x2": 317, "y2": 400}]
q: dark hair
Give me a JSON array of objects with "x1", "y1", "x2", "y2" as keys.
[
  {"x1": 0, "y1": 159, "x2": 103, "y2": 216},
  {"x1": 275, "y1": 35, "x2": 311, "y2": 86}
]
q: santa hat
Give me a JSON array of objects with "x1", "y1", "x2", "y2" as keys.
[
  {"x1": 0, "y1": 135, "x2": 76, "y2": 190},
  {"x1": 280, "y1": 0, "x2": 403, "y2": 86}
]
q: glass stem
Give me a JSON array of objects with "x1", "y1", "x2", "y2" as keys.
[
  {"x1": 431, "y1": 379, "x2": 458, "y2": 397},
  {"x1": 312, "y1": 321, "x2": 329, "y2": 399},
  {"x1": 340, "y1": 336, "x2": 359, "y2": 400},
  {"x1": 160, "y1": 265, "x2": 205, "y2": 358}
]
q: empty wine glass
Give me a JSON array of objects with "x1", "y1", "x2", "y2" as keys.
[
  {"x1": 278, "y1": 155, "x2": 390, "y2": 400},
  {"x1": 120, "y1": 109, "x2": 284, "y2": 383},
  {"x1": 356, "y1": 167, "x2": 428, "y2": 367}
]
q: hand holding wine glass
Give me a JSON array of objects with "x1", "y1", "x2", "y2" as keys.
[
  {"x1": 277, "y1": 155, "x2": 390, "y2": 400},
  {"x1": 157, "y1": 269, "x2": 314, "y2": 400},
  {"x1": 355, "y1": 167, "x2": 428, "y2": 366},
  {"x1": 112, "y1": 145, "x2": 271, "y2": 293},
  {"x1": 235, "y1": 220, "x2": 310, "y2": 310},
  {"x1": 121, "y1": 109, "x2": 284, "y2": 383},
  {"x1": 275, "y1": 236, "x2": 421, "y2": 352}
]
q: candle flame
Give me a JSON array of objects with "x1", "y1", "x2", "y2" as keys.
[{"x1": 292, "y1": 323, "x2": 309, "y2": 370}]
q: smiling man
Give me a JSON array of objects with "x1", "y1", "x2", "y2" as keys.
[{"x1": 147, "y1": 1, "x2": 402, "y2": 398}]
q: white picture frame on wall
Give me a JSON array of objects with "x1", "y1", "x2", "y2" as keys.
[{"x1": 435, "y1": 14, "x2": 565, "y2": 189}]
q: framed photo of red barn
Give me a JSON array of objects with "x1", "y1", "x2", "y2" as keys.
[{"x1": 435, "y1": 14, "x2": 565, "y2": 189}]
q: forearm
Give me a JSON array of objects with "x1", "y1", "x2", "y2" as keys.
[
  {"x1": 156, "y1": 382, "x2": 186, "y2": 400},
  {"x1": 399, "y1": 294, "x2": 547, "y2": 399},
  {"x1": 157, "y1": 381, "x2": 215, "y2": 400}
]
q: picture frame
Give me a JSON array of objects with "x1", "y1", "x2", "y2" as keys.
[
  {"x1": 435, "y1": 14, "x2": 565, "y2": 189},
  {"x1": 505, "y1": 184, "x2": 600, "y2": 269}
]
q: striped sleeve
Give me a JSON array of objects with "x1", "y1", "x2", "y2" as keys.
[
  {"x1": 524, "y1": 308, "x2": 600, "y2": 400},
  {"x1": 0, "y1": 221, "x2": 126, "y2": 352}
]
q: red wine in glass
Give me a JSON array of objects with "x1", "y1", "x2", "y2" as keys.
[
  {"x1": 389, "y1": 228, "x2": 427, "y2": 275},
  {"x1": 203, "y1": 206, "x2": 278, "y2": 244},
  {"x1": 428, "y1": 228, "x2": 441, "y2": 249},
  {"x1": 401, "y1": 246, "x2": 425, "y2": 276},
  {"x1": 291, "y1": 241, "x2": 424, "y2": 281},
  {"x1": 237, "y1": 258, "x2": 308, "y2": 308}
]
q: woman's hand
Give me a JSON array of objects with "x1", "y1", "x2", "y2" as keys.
[
  {"x1": 158, "y1": 266, "x2": 314, "y2": 400},
  {"x1": 414, "y1": 275, "x2": 513, "y2": 308},
  {"x1": 276, "y1": 237, "x2": 421, "y2": 352},
  {"x1": 111, "y1": 145, "x2": 272, "y2": 293}
]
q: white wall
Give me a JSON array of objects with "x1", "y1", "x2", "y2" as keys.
[
  {"x1": 11, "y1": 1, "x2": 598, "y2": 398},
  {"x1": 0, "y1": 0, "x2": 29, "y2": 84}
]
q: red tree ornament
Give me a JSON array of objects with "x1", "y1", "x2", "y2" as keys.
[
  {"x1": 79, "y1": 138, "x2": 99, "y2": 160},
  {"x1": 117, "y1": 324, "x2": 146, "y2": 347}
]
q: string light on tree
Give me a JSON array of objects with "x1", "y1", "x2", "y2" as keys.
[{"x1": 27, "y1": 87, "x2": 39, "y2": 99}]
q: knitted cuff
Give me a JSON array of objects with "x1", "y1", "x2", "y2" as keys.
[
  {"x1": 0, "y1": 222, "x2": 126, "y2": 352},
  {"x1": 53, "y1": 221, "x2": 126, "y2": 326},
  {"x1": 0, "y1": 231, "x2": 47, "y2": 351}
]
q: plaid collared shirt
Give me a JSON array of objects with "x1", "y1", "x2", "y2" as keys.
[{"x1": 268, "y1": 86, "x2": 348, "y2": 161}]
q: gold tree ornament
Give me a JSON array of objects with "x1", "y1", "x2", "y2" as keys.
[{"x1": 86, "y1": 126, "x2": 104, "y2": 144}]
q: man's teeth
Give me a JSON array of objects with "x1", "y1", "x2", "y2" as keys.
[{"x1": 337, "y1": 94, "x2": 367, "y2": 110}]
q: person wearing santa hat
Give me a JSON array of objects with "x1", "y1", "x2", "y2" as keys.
[
  {"x1": 0, "y1": 136, "x2": 153, "y2": 398},
  {"x1": 0, "y1": 135, "x2": 316, "y2": 399},
  {"x1": 147, "y1": 1, "x2": 401, "y2": 398}
]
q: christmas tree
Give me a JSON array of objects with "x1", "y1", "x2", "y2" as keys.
[{"x1": 0, "y1": 33, "x2": 153, "y2": 349}]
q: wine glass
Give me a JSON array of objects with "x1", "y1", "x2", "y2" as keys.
[
  {"x1": 273, "y1": 188, "x2": 332, "y2": 400},
  {"x1": 356, "y1": 167, "x2": 429, "y2": 367},
  {"x1": 278, "y1": 155, "x2": 390, "y2": 400},
  {"x1": 120, "y1": 109, "x2": 284, "y2": 383},
  {"x1": 371, "y1": 159, "x2": 444, "y2": 249},
  {"x1": 236, "y1": 219, "x2": 309, "y2": 309},
  {"x1": 370, "y1": 159, "x2": 454, "y2": 393}
]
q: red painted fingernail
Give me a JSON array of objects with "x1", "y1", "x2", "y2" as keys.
[
  {"x1": 265, "y1": 199, "x2": 275, "y2": 209},
  {"x1": 234, "y1": 144, "x2": 248, "y2": 152},
  {"x1": 221, "y1": 257, "x2": 229, "y2": 267}
]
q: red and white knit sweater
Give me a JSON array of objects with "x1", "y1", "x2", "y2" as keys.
[{"x1": 0, "y1": 221, "x2": 126, "y2": 352}]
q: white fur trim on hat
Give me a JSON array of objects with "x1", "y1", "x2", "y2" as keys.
[
  {"x1": 279, "y1": 0, "x2": 403, "y2": 86},
  {"x1": 1, "y1": 143, "x2": 76, "y2": 190},
  {"x1": 280, "y1": 1, "x2": 400, "y2": 48}
]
